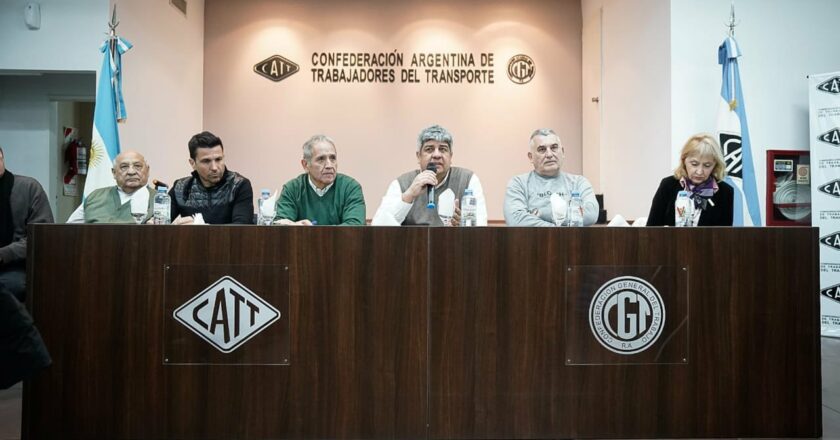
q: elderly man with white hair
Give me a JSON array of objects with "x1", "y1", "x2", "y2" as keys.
[
  {"x1": 504, "y1": 128, "x2": 599, "y2": 226},
  {"x1": 67, "y1": 150, "x2": 155, "y2": 224}
]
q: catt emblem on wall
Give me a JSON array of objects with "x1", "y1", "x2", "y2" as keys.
[{"x1": 254, "y1": 55, "x2": 299, "y2": 82}]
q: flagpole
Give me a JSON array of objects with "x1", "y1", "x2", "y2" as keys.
[
  {"x1": 108, "y1": 4, "x2": 118, "y2": 51},
  {"x1": 83, "y1": 3, "x2": 132, "y2": 198},
  {"x1": 726, "y1": 0, "x2": 738, "y2": 37},
  {"x1": 716, "y1": 0, "x2": 762, "y2": 226}
]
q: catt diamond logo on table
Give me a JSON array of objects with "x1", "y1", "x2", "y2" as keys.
[{"x1": 173, "y1": 276, "x2": 280, "y2": 353}]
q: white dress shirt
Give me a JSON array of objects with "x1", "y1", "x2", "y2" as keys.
[{"x1": 371, "y1": 172, "x2": 488, "y2": 226}]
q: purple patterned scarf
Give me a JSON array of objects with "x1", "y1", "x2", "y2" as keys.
[{"x1": 680, "y1": 177, "x2": 718, "y2": 211}]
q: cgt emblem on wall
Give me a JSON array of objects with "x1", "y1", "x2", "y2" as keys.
[
  {"x1": 173, "y1": 276, "x2": 280, "y2": 353},
  {"x1": 254, "y1": 55, "x2": 299, "y2": 82},
  {"x1": 507, "y1": 54, "x2": 535, "y2": 84}
]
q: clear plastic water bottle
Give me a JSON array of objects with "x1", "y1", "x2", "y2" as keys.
[
  {"x1": 674, "y1": 190, "x2": 693, "y2": 227},
  {"x1": 153, "y1": 186, "x2": 171, "y2": 225},
  {"x1": 567, "y1": 191, "x2": 583, "y2": 227},
  {"x1": 257, "y1": 189, "x2": 271, "y2": 225},
  {"x1": 460, "y1": 189, "x2": 478, "y2": 227}
]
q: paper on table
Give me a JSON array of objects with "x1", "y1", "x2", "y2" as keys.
[
  {"x1": 607, "y1": 214, "x2": 629, "y2": 227},
  {"x1": 192, "y1": 213, "x2": 206, "y2": 225},
  {"x1": 129, "y1": 189, "x2": 149, "y2": 215},
  {"x1": 550, "y1": 193, "x2": 567, "y2": 226},
  {"x1": 437, "y1": 189, "x2": 455, "y2": 226}
]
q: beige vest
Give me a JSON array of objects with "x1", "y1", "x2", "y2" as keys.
[
  {"x1": 396, "y1": 167, "x2": 473, "y2": 226},
  {"x1": 83, "y1": 186, "x2": 154, "y2": 223}
]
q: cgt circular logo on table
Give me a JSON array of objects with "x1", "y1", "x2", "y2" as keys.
[{"x1": 589, "y1": 276, "x2": 665, "y2": 355}]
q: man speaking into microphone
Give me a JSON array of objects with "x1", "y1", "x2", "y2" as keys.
[{"x1": 372, "y1": 125, "x2": 487, "y2": 226}]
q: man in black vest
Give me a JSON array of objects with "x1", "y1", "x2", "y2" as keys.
[
  {"x1": 169, "y1": 131, "x2": 254, "y2": 224},
  {"x1": 372, "y1": 125, "x2": 487, "y2": 226}
]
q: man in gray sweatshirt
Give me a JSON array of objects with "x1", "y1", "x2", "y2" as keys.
[
  {"x1": 0, "y1": 147, "x2": 52, "y2": 388},
  {"x1": 0, "y1": 146, "x2": 54, "y2": 301},
  {"x1": 504, "y1": 128, "x2": 599, "y2": 226}
]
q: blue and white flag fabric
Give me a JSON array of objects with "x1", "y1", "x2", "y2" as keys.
[
  {"x1": 83, "y1": 35, "x2": 132, "y2": 198},
  {"x1": 716, "y1": 36, "x2": 762, "y2": 226}
]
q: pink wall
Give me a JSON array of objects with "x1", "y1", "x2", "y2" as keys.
[
  {"x1": 204, "y1": 0, "x2": 581, "y2": 220},
  {"x1": 117, "y1": 0, "x2": 205, "y2": 190}
]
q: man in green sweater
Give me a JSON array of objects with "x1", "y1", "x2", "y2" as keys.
[{"x1": 274, "y1": 135, "x2": 365, "y2": 225}]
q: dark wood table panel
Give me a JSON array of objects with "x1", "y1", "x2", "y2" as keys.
[
  {"x1": 429, "y1": 227, "x2": 821, "y2": 439},
  {"x1": 429, "y1": 228, "x2": 567, "y2": 439},
  {"x1": 277, "y1": 227, "x2": 429, "y2": 439},
  {"x1": 23, "y1": 226, "x2": 820, "y2": 439},
  {"x1": 24, "y1": 226, "x2": 428, "y2": 440}
]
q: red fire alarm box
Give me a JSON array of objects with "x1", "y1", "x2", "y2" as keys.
[{"x1": 766, "y1": 150, "x2": 811, "y2": 226}]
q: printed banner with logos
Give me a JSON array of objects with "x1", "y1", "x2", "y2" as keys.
[{"x1": 809, "y1": 71, "x2": 840, "y2": 337}]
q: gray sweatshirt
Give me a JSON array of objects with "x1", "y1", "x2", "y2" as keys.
[
  {"x1": 504, "y1": 170, "x2": 599, "y2": 226},
  {"x1": 0, "y1": 174, "x2": 54, "y2": 265}
]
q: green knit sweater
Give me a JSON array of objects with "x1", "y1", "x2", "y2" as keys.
[{"x1": 275, "y1": 174, "x2": 365, "y2": 225}]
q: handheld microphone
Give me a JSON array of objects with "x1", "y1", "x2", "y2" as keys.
[{"x1": 426, "y1": 162, "x2": 437, "y2": 209}]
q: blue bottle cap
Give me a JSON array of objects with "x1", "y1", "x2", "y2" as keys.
[{"x1": 427, "y1": 201, "x2": 436, "y2": 209}]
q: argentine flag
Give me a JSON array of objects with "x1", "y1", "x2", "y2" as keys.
[
  {"x1": 716, "y1": 36, "x2": 761, "y2": 226},
  {"x1": 84, "y1": 36, "x2": 132, "y2": 198}
]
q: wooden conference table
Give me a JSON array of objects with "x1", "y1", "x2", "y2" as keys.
[{"x1": 22, "y1": 225, "x2": 821, "y2": 439}]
